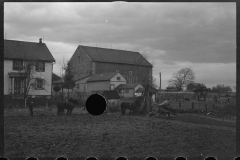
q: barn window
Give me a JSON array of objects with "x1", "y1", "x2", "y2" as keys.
[{"x1": 129, "y1": 71, "x2": 132, "y2": 76}]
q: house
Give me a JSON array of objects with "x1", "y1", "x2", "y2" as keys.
[
  {"x1": 4, "y1": 39, "x2": 55, "y2": 98},
  {"x1": 187, "y1": 83, "x2": 207, "y2": 91},
  {"x1": 86, "y1": 72, "x2": 126, "y2": 94},
  {"x1": 115, "y1": 83, "x2": 144, "y2": 98},
  {"x1": 68, "y1": 45, "x2": 153, "y2": 85},
  {"x1": 73, "y1": 75, "x2": 91, "y2": 93}
]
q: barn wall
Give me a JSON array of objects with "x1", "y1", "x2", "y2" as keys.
[{"x1": 69, "y1": 46, "x2": 92, "y2": 79}]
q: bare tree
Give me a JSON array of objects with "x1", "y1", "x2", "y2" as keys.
[
  {"x1": 168, "y1": 67, "x2": 195, "y2": 91},
  {"x1": 18, "y1": 60, "x2": 48, "y2": 108},
  {"x1": 59, "y1": 59, "x2": 76, "y2": 100}
]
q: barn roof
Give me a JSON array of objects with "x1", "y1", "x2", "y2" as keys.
[
  {"x1": 52, "y1": 73, "x2": 62, "y2": 82},
  {"x1": 79, "y1": 45, "x2": 152, "y2": 67},
  {"x1": 4, "y1": 39, "x2": 55, "y2": 62},
  {"x1": 87, "y1": 72, "x2": 118, "y2": 82}
]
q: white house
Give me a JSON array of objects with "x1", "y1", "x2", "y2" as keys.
[
  {"x1": 75, "y1": 72, "x2": 126, "y2": 95},
  {"x1": 73, "y1": 75, "x2": 91, "y2": 94},
  {"x1": 4, "y1": 39, "x2": 55, "y2": 98}
]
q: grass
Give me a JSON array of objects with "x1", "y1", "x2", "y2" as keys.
[{"x1": 4, "y1": 106, "x2": 236, "y2": 159}]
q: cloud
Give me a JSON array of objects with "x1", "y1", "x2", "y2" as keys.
[{"x1": 4, "y1": 2, "x2": 236, "y2": 87}]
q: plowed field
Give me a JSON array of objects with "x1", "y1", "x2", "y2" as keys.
[{"x1": 4, "y1": 108, "x2": 236, "y2": 159}]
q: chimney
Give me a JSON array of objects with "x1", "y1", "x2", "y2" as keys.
[{"x1": 39, "y1": 38, "x2": 42, "y2": 43}]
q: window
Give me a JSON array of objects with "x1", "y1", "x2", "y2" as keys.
[
  {"x1": 35, "y1": 78, "x2": 45, "y2": 89},
  {"x1": 13, "y1": 60, "x2": 23, "y2": 70},
  {"x1": 110, "y1": 84, "x2": 115, "y2": 90},
  {"x1": 116, "y1": 70, "x2": 119, "y2": 73},
  {"x1": 129, "y1": 71, "x2": 132, "y2": 76},
  {"x1": 36, "y1": 62, "x2": 45, "y2": 72},
  {"x1": 117, "y1": 77, "x2": 121, "y2": 80}
]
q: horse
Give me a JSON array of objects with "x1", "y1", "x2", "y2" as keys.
[
  {"x1": 120, "y1": 101, "x2": 137, "y2": 115},
  {"x1": 57, "y1": 98, "x2": 79, "y2": 115}
]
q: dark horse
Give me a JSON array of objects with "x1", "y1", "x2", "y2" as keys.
[
  {"x1": 57, "y1": 98, "x2": 79, "y2": 115},
  {"x1": 121, "y1": 101, "x2": 137, "y2": 115}
]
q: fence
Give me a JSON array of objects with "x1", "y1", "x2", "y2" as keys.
[{"x1": 157, "y1": 92, "x2": 195, "y2": 102}]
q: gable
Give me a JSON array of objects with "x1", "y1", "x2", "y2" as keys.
[
  {"x1": 110, "y1": 73, "x2": 126, "y2": 82},
  {"x1": 4, "y1": 40, "x2": 55, "y2": 62}
]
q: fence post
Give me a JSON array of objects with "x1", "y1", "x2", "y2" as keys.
[{"x1": 192, "y1": 102, "x2": 194, "y2": 109}]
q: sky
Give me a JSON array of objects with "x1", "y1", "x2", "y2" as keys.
[{"x1": 4, "y1": 2, "x2": 236, "y2": 91}]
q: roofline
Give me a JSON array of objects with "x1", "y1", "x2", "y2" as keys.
[
  {"x1": 4, "y1": 57, "x2": 55, "y2": 62},
  {"x1": 79, "y1": 44, "x2": 140, "y2": 53},
  {"x1": 87, "y1": 80, "x2": 110, "y2": 82},
  {"x1": 5, "y1": 39, "x2": 44, "y2": 44},
  {"x1": 74, "y1": 75, "x2": 91, "y2": 82},
  {"x1": 78, "y1": 45, "x2": 92, "y2": 61},
  {"x1": 93, "y1": 60, "x2": 153, "y2": 67}
]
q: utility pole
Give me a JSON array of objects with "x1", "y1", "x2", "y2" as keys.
[{"x1": 159, "y1": 72, "x2": 161, "y2": 103}]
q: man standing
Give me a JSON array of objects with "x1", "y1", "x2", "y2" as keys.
[{"x1": 29, "y1": 101, "x2": 34, "y2": 116}]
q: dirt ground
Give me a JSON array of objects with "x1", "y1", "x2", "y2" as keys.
[{"x1": 4, "y1": 107, "x2": 236, "y2": 159}]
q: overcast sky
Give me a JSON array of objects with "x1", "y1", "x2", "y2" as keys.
[{"x1": 4, "y1": 2, "x2": 236, "y2": 90}]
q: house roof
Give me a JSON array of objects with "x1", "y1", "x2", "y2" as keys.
[
  {"x1": 79, "y1": 45, "x2": 152, "y2": 67},
  {"x1": 115, "y1": 83, "x2": 140, "y2": 90},
  {"x1": 87, "y1": 72, "x2": 118, "y2": 82},
  {"x1": 52, "y1": 73, "x2": 62, "y2": 82},
  {"x1": 135, "y1": 88, "x2": 145, "y2": 93},
  {"x1": 73, "y1": 74, "x2": 91, "y2": 82},
  {"x1": 4, "y1": 39, "x2": 55, "y2": 62}
]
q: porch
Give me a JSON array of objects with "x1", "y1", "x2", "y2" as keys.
[{"x1": 8, "y1": 72, "x2": 26, "y2": 95}]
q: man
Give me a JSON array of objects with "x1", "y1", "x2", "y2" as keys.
[{"x1": 29, "y1": 101, "x2": 34, "y2": 116}]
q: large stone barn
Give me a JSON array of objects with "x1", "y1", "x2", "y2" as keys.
[{"x1": 68, "y1": 45, "x2": 153, "y2": 85}]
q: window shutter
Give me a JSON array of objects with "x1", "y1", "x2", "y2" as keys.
[
  {"x1": 42, "y1": 79, "x2": 45, "y2": 89},
  {"x1": 42, "y1": 62, "x2": 45, "y2": 72}
]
